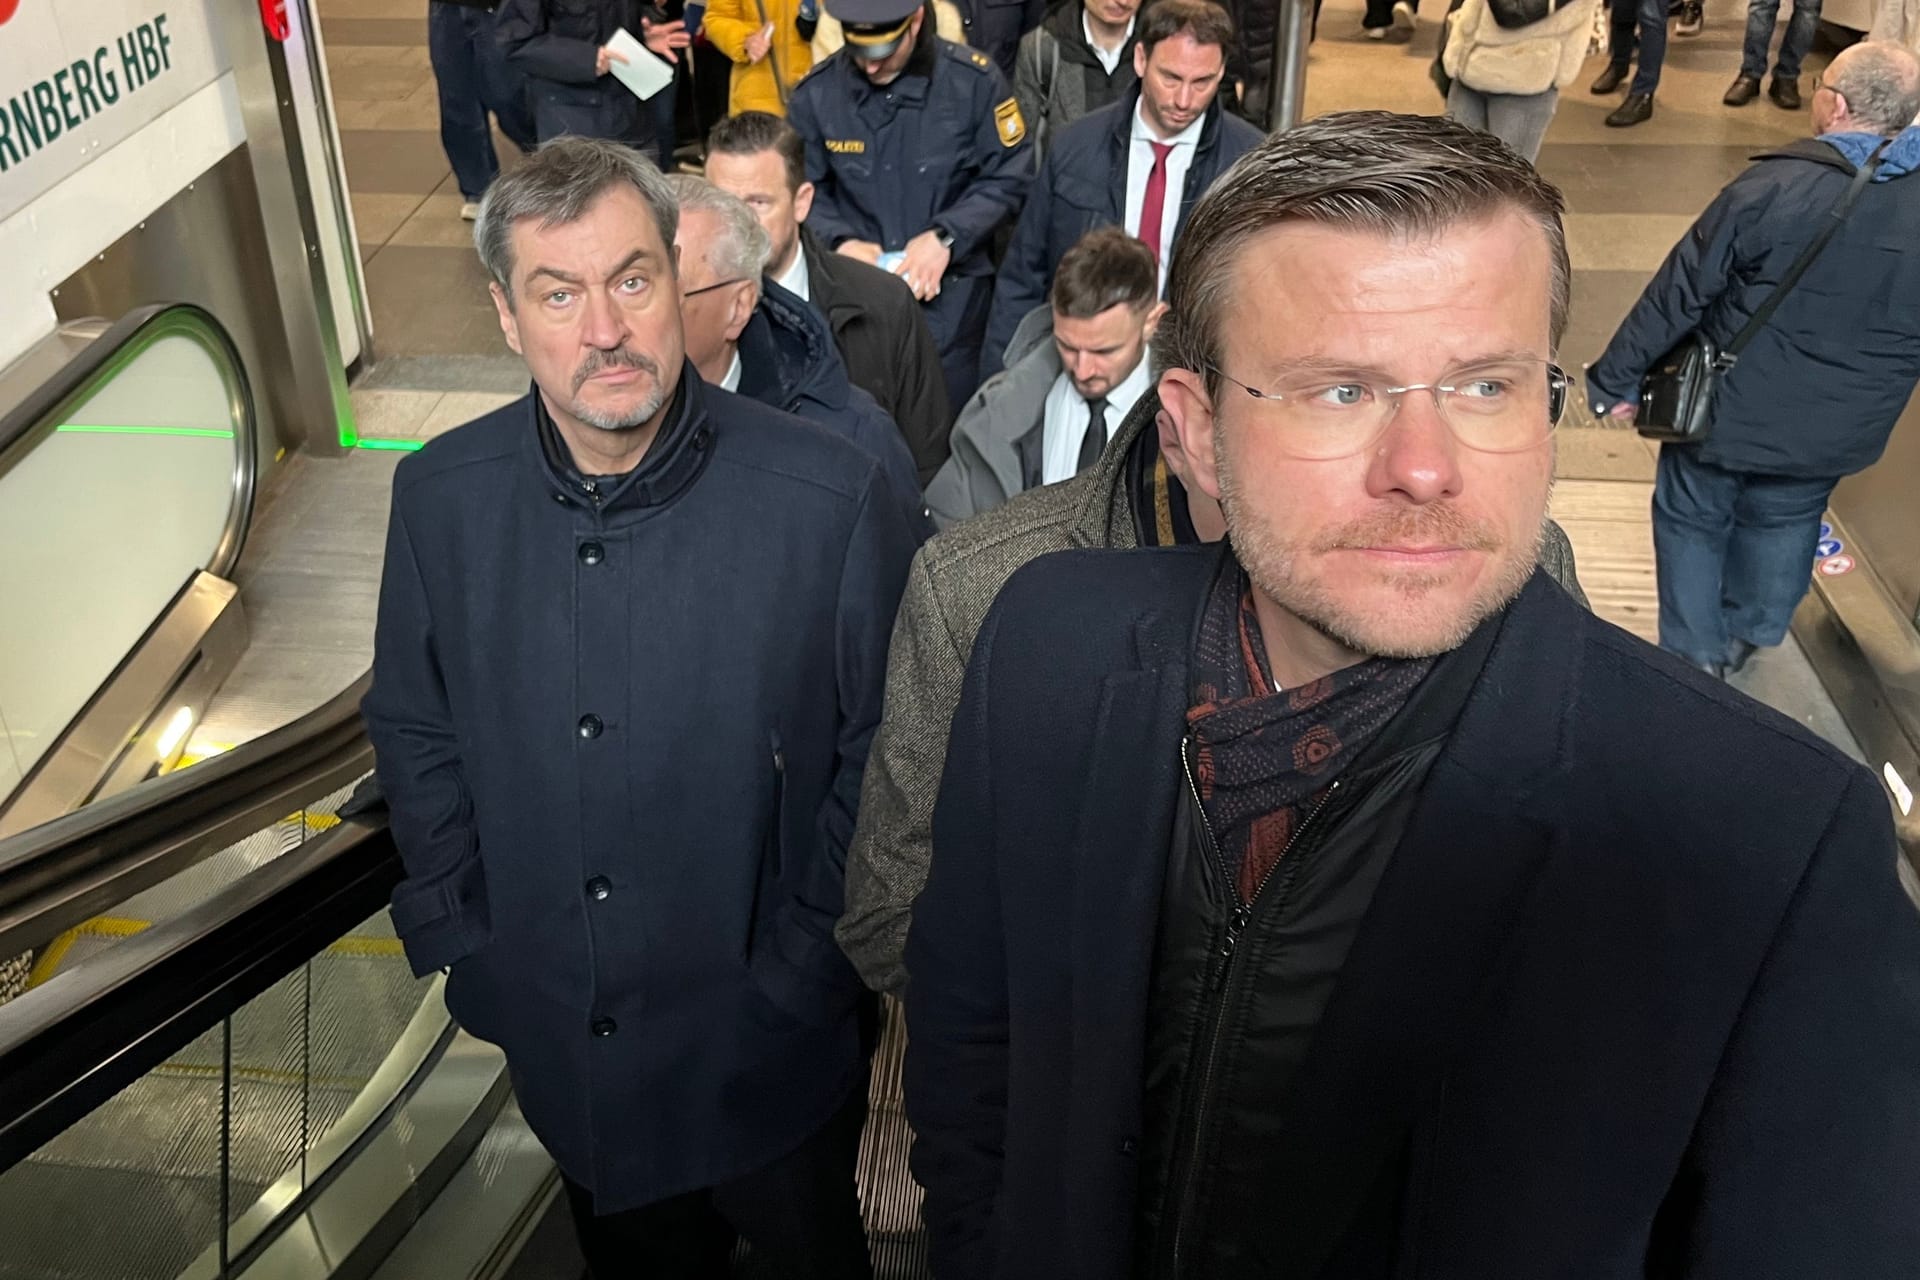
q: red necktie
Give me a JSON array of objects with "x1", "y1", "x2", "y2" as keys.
[{"x1": 1138, "y1": 141, "x2": 1175, "y2": 265}]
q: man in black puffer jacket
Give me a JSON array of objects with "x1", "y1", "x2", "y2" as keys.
[{"x1": 1588, "y1": 41, "x2": 1920, "y2": 678}]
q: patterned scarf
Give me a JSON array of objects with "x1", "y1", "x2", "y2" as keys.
[{"x1": 1186, "y1": 563, "x2": 1434, "y2": 903}]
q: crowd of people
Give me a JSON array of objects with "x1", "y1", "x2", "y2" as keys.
[{"x1": 391, "y1": 2, "x2": 1920, "y2": 1276}]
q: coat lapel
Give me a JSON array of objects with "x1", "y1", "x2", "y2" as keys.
[{"x1": 1237, "y1": 575, "x2": 1584, "y2": 1277}]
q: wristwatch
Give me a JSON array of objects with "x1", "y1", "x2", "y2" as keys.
[{"x1": 931, "y1": 228, "x2": 955, "y2": 250}]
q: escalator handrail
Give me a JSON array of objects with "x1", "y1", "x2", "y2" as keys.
[
  {"x1": 0, "y1": 301, "x2": 258, "y2": 578},
  {"x1": 0, "y1": 670, "x2": 375, "y2": 958},
  {"x1": 0, "y1": 814, "x2": 403, "y2": 1170}
]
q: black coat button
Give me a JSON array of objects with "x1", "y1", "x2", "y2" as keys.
[
  {"x1": 694, "y1": 427, "x2": 712, "y2": 451},
  {"x1": 551, "y1": 491, "x2": 568, "y2": 504},
  {"x1": 586, "y1": 876, "x2": 612, "y2": 901},
  {"x1": 772, "y1": 747, "x2": 786, "y2": 772},
  {"x1": 579, "y1": 541, "x2": 604, "y2": 566},
  {"x1": 591, "y1": 1017, "x2": 617, "y2": 1037},
  {"x1": 1119, "y1": 1138, "x2": 1138, "y2": 1156},
  {"x1": 578, "y1": 714, "x2": 603, "y2": 739}
]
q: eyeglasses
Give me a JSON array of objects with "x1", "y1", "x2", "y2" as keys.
[
  {"x1": 683, "y1": 277, "x2": 749, "y2": 298},
  {"x1": 1205, "y1": 358, "x2": 1569, "y2": 459}
]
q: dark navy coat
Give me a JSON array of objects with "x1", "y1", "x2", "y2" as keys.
[
  {"x1": 982, "y1": 87, "x2": 1262, "y2": 377},
  {"x1": 788, "y1": 36, "x2": 1032, "y2": 398},
  {"x1": 907, "y1": 549, "x2": 1920, "y2": 1278},
  {"x1": 740, "y1": 278, "x2": 932, "y2": 534},
  {"x1": 1589, "y1": 133, "x2": 1920, "y2": 479},
  {"x1": 363, "y1": 370, "x2": 918, "y2": 1211},
  {"x1": 496, "y1": 0, "x2": 654, "y2": 144},
  {"x1": 951, "y1": 0, "x2": 1047, "y2": 74}
]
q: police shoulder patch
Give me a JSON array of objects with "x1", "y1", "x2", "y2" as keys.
[{"x1": 993, "y1": 97, "x2": 1026, "y2": 148}]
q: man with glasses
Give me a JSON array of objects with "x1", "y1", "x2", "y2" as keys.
[
  {"x1": 668, "y1": 174, "x2": 929, "y2": 532},
  {"x1": 905, "y1": 111, "x2": 1919, "y2": 1278}
]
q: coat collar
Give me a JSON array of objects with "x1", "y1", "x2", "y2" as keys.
[
  {"x1": 1105, "y1": 83, "x2": 1229, "y2": 167},
  {"x1": 800, "y1": 229, "x2": 869, "y2": 331},
  {"x1": 524, "y1": 362, "x2": 713, "y2": 515}
]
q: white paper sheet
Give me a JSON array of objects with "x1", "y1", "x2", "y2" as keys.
[{"x1": 606, "y1": 27, "x2": 675, "y2": 101}]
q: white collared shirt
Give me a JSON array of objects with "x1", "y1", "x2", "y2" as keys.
[
  {"x1": 772, "y1": 243, "x2": 810, "y2": 302},
  {"x1": 1082, "y1": 10, "x2": 1134, "y2": 74},
  {"x1": 720, "y1": 349, "x2": 743, "y2": 392},
  {"x1": 1040, "y1": 349, "x2": 1153, "y2": 485},
  {"x1": 1122, "y1": 103, "x2": 1206, "y2": 294}
]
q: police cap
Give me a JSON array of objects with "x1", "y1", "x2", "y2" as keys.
[{"x1": 830, "y1": 0, "x2": 922, "y2": 61}]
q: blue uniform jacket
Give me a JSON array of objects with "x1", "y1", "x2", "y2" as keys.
[
  {"x1": 982, "y1": 86, "x2": 1263, "y2": 377},
  {"x1": 788, "y1": 38, "x2": 1032, "y2": 286},
  {"x1": 363, "y1": 370, "x2": 918, "y2": 1211}
]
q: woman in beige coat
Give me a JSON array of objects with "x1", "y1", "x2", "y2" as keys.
[{"x1": 1442, "y1": 0, "x2": 1598, "y2": 161}]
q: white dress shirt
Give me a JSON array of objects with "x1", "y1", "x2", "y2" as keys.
[
  {"x1": 1039, "y1": 350, "x2": 1153, "y2": 485},
  {"x1": 719, "y1": 349, "x2": 743, "y2": 392},
  {"x1": 772, "y1": 243, "x2": 810, "y2": 301},
  {"x1": 1082, "y1": 11, "x2": 1135, "y2": 74},
  {"x1": 1122, "y1": 103, "x2": 1206, "y2": 294}
]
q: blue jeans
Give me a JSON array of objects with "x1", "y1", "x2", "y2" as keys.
[
  {"x1": 429, "y1": 1, "x2": 536, "y2": 200},
  {"x1": 1651, "y1": 446, "x2": 1839, "y2": 669},
  {"x1": 1608, "y1": 0, "x2": 1669, "y2": 96},
  {"x1": 1741, "y1": 0, "x2": 1823, "y2": 80}
]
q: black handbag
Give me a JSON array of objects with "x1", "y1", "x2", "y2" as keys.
[{"x1": 1635, "y1": 143, "x2": 1885, "y2": 443}]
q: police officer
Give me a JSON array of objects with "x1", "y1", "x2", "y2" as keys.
[
  {"x1": 788, "y1": 0, "x2": 1033, "y2": 412},
  {"x1": 496, "y1": 0, "x2": 690, "y2": 167}
]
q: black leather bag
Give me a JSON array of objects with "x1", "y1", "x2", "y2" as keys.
[
  {"x1": 1635, "y1": 144, "x2": 1885, "y2": 443},
  {"x1": 1487, "y1": 0, "x2": 1553, "y2": 28}
]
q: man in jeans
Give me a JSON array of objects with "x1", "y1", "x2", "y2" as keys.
[
  {"x1": 1724, "y1": 0, "x2": 1822, "y2": 108},
  {"x1": 429, "y1": 0, "x2": 536, "y2": 220},
  {"x1": 1589, "y1": 0, "x2": 1669, "y2": 127},
  {"x1": 1589, "y1": 42, "x2": 1920, "y2": 678}
]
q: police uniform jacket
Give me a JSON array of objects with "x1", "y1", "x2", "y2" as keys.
[
  {"x1": 787, "y1": 37, "x2": 1033, "y2": 290},
  {"x1": 497, "y1": 0, "x2": 657, "y2": 142},
  {"x1": 362, "y1": 369, "x2": 918, "y2": 1211}
]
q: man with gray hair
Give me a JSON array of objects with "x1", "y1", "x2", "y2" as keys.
[
  {"x1": 668, "y1": 174, "x2": 930, "y2": 533},
  {"x1": 363, "y1": 135, "x2": 915, "y2": 1277},
  {"x1": 906, "y1": 111, "x2": 1919, "y2": 1277},
  {"x1": 1592, "y1": 41, "x2": 1920, "y2": 681}
]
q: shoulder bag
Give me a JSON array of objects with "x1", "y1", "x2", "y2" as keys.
[{"x1": 1635, "y1": 143, "x2": 1886, "y2": 443}]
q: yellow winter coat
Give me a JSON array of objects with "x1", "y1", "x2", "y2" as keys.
[{"x1": 705, "y1": 0, "x2": 815, "y2": 116}]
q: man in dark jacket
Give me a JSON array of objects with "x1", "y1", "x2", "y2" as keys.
[
  {"x1": 906, "y1": 112, "x2": 1920, "y2": 1279},
  {"x1": 431, "y1": 0, "x2": 536, "y2": 219},
  {"x1": 363, "y1": 137, "x2": 917, "y2": 1277},
  {"x1": 1589, "y1": 41, "x2": 1920, "y2": 678},
  {"x1": 668, "y1": 173, "x2": 931, "y2": 532},
  {"x1": 495, "y1": 0, "x2": 687, "y2": 164},
  {"x1": 705, "y1": 111, "x2": 954, "y2": 484},
  {"x1": 1012, "y1": 0, "x2": 1142, "y2": 160},
  {"x1": 982, "y1": 0, "x2": 1261, "y2": 378},
  {"x1": 950, "y1": 0, "x2": 1048, "y2": 74},
  {"x1": 789, "y1": 0, "x2": 1033, "y2": 413}
]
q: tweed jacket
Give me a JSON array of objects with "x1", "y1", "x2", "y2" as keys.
[{"x1": 835, "y1": 394, "x2": 1590, "y2": 994}]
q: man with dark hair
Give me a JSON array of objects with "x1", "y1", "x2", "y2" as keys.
[
  {"x1": 926, "y1": 228, "x2": 1164, "y2": 524},
  {"x1": 1012, "y1": 0, "x2": 1142, "y2": 160},
  {"x1": 906, "y1": 111, "x2": 1920, "y2": 1277},
  {"x1": 789, "y1": 0, "x2": 1033, "y2": 412},
  {"x1": 706, "y1": 111, "x2": 954, "y2": 482},
  {"x1": 982, "y1": 0, "x2": 1261, "y2": 378},
  {"x1": 364, "y1": 136, "x2": 916, "y2": 1277},
  {"x1": 1591, "y1": 41, "x2": 1920, "y2": 680}
]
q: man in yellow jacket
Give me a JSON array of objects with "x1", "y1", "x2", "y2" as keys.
[{"x1": 706, "y1": 0, "x2": 816, "y2": 113}]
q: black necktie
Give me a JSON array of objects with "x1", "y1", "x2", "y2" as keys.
[{"x1": 1076, "y1": 397, "x2": 1109, "y2": 474}]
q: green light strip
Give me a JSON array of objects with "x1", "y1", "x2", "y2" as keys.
[
  {"x1": 57, "y1": 424, "x2": 236, "y2": 439},
  {"x1": 353, "y1": 438, "x2": 426, "y2": 452}
]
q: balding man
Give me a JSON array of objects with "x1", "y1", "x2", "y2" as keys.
[{"x1": 1590, "y1": 41, "x2": 1920, "y2": 679}]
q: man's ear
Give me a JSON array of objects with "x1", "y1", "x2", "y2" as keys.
[
  {"x1": 1134, "y1": 40, "x2": 1148, "y2": 79},
  {"x1": 794, "y1": 181, "x2": 816, "y2": 224},
  {"x1": 490, "y1": 282, "x2": 524, "y2": 357},
  {"x1": 1157, "y1": 367, "x2": 1224, "y2": 501},
  {"x1": 1142, "y1": 300, "x2": 1169, "y2": 342},
  {"x1": 724, "y1": 282, "x2": 759, "y2": 345}
]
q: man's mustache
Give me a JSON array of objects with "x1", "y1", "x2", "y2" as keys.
[
  {"x1": 1315, "y1": 504, "x2": 1502, "y2": 553},
  {"x1": 573, "y1": 348, "x2": 661, "y2": 395}
]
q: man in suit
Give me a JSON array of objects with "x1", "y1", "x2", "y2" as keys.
[
  {"x1": 981, "y1": 0, "x2": 1261, "y2": 378},
  {"x1": 905, "y1": 110, "x2": 1920, "y2": 1278},
  {"x1": 705, "y1": 110, "x2": 954, "y2": 483}
]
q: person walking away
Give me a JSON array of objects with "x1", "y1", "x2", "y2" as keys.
[
  {"x1": 1444, "y1": 0, "x2": 1599, "y2": 161},
  {"x1": 706, "y1": 0, "x2": 815, "y2": 113},
  {"x1": 430, "y1": 0, "x2": 537, "y2": 220},
  {"x1": 1724, "y1": 0, "x2": 1822, "y2": 108},
  {"x1": 1588, "y1": 42, "x2": 1920, "y2": 678}
]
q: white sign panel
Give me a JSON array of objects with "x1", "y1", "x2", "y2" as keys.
[{"x1": 0, "y1": 0, "x2": 227, "y2": 222}]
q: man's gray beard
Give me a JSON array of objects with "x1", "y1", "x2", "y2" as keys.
[
  {"x1": 568, "y1": 348, "x2": 667, "y2": 432},
  {"x1": 1214, "y1": 430, "x2": 1546, "y2": 661}
]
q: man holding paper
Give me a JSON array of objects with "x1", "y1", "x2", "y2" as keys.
[{"x1": 497, "y1": 0, "x2": 691, "y2": 165}]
